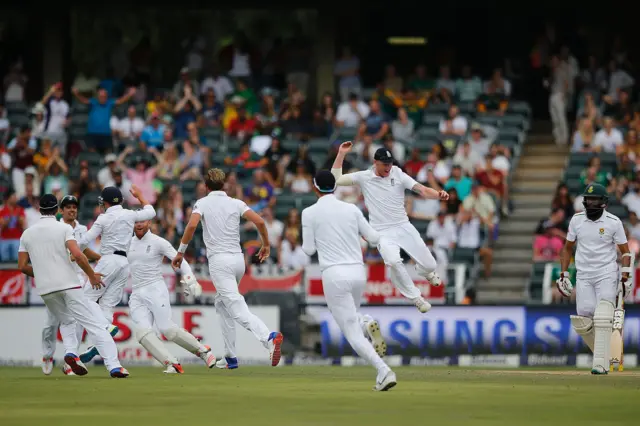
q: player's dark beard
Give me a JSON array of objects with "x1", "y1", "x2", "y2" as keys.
[{"x1": 583, "y1": 197, "x2": 605, "y2": 221}]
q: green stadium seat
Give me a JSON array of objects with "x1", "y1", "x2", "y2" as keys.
[
  {"x1": 507, "y1": 101, "x2": 532, "y2": 118},
  {"x1": 297, "y1": 193, "x2": 317, "y2": 209},
  {"x1": 458, "y1": 103, "x2": 475, "y2": 115},
  {"x1": 423, "y1": 113, "x2": 443, "y2": 127},
  {"x1": 608, "y1": 203, "x2": 628, "y2": 219},
  {"x1": 564, "y1": 165, "x2": 584, "y2": 181},
  {"x1": 417, "y1": 126, "x2": 439, "y2": 139},
  {"x1": 568, "y1": 152, "x2": 617, "y2": 168},
  {"x1": 71, "y1": 114, "x2": 89, "y2": 126},
  {"x1": 77, "y1": 151, "x2": 103, "y2": 167},
  {"x1": 498, "y1": 127, "x2": 521, "y2": 143},
  {"x1": 202, "y1": 127, "x2": 221, "y2": 140},
  {"x1": 135, "y1": 104, "x2": 146, "y2": 117},
  {"x1": 411, "y1": 219, "x2": 429, "y2": 235},
  {"x1": 414, "y1": 138, "x2": 437, "y2": 152},
  {"x1": 500, "y1": 114, "x2": 526, "y2": 130},
  {"x1": 452, "y1": 247, "x2": 477, "y2": 264},
  {"x1": 6, "y1": 102, "x2": 27, "y2": 115},
  {"x1": 80, "y1": 191, "x2": 102, "y2": 210},
  {"x1": 70, "y1": 125, "x2": 87, "y2": 140},
  {"x1": 475, "y1": 115, "x2": 501, "y2": 127},
  {"x1": 308, "y1": 138, "x2": 330, "y2": 153},
  {"x1": 339, "y1": 127, "x2": 358, "y2": 139},
  {"x1": 181, "y1": 179, "x2": 199, "y2": 193},
  {"x1": 566, "y1": 179, "x2": 582, "y2": 195},
  {"x1": 9, "y1": 115, "x2": 29, "y2": 128},
  {"x1": 426, "y1": 103, "x2": 449, "y2": 114},
  {"x1": 528, "y1": 262, "x2": 548, "y2": 302}
]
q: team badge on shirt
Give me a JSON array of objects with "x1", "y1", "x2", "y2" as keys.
[
  {"x1": 146, "y1": 245, "x2": 151, "y2": 253},
  {"x1": 599, "y1": 228, "x2": 604, "y2": 235},
  {"x1": 390, "y1": 178, "x2": 395, "y2": 186}
]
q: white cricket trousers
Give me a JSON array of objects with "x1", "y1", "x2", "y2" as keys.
[
  {"x1": 42, "y1": 287, "x2": 122, "y2": 371},
  {"x1": 323, "y1": 264, "x2": 388, "y2": 373},
  {"x1": 377, "y1": 222, "x2": 437, "y2": 299},
  {"x1": 84, "y1": 254, "x2": 130, "y2": 323},
  {"x1": 129, "y1": 281, "x2": 177, "y2": 334},
  {"x1": 576, "y1": 271, "x2": 618, "y2": 317},
  {"x1": 549, "y1": 92, "x2": 568, "y2": 145},
  {"x1": 210, "y1": 253, "x2": 271, "y2": 357}
]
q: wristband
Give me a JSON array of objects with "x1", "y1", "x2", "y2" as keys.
[
  {"x1": 178, "y1": 243, "x2": 188, "y2": 254},
  {"x1": 621, "y1": 267, "x2": 633, "y2": 274}
]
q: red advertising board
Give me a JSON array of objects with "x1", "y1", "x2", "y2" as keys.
[
  {"x1": 305, "y1": 264, "x2": 445, "y2": 305},
  {"x1": 0, "y1": 270, "x2": 26, "y2": 304}
]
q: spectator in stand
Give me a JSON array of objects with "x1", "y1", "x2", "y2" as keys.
[
  {"x1": 571, "y1": 117, "x2": 597, "y2": 153},
  {"x1": 618, "y1": 128, "x2": 640, "y2": 159},
  {"x1": 404, "y1": 147, "x2": 425, "y2": 179},
  {"x1": 97, "y1": 153, "x2": 118, "y2": 188},
  {"x1": 244, "y1": 168, "x2": 275, "y2": 212},
  {"x1": 286, "y1": 160, "x2": 313, "y2": 194},
  {"x1": 18, "y1": 179, "x2": 40, "y2": 228},
  {"x1": 550, "y1": 183, "x2": 574, "y2": 219},
  {"x1": 476, "y1": 155, "x2": 508, "y2": 216},
  {"x1": 227, "y1": 107, "x2": 256, "y2": 142},
  {"x1": 334, "y1": 167, "x2": 362, "y2": 206},
  {"x1": 282, "y1": 207, "x2": 301, "y2": 238},
  {"x1": 223, "y1": 171, "x2": 243, "y2": 200},
  {"x1": 42, "y1": 153, "x2": 69, "y2": 195},
  {"x1": 201, "y1": 88, "x2": 223, "y2": 128},
  {"x1": 7, "y1": 126, "x2": 36, "y2": 198},
  {"x1": 383, "y1": 64, "x2": 403, "y2": 94},
  {"x1": 156, "y1": 143, "x2": 182, "y2": 180},
  {"x1": 263, "y1": 135, "x2": 290, "y2": 188},
  {"x1": 118, "y1": 146, "x2": 158, "y2": 205},
  {"x1": 445, "y1": 187, "x2": 462, "y2": 215},
  {"x1": 32, "y1": 138, "x2": 54, "y2": 175},
  {"x1": 391, "y1": 107, "x2": 415, "y2": 143},
  {"x1": 22, "y1": 166, "x2": 40, "y2": 197},
  {"x1": 71, "y1": 159, "x2": 96, "y2": 200},
  {"x1": 408, "y1": 64, "x2": 435, "y2": 95},
  {"x1": 173, "y1": 67, "x2": 200, "y2": 100},
  {"x1": 458, "y1": 209, "x2": 493, "y2": 278},
  {"x1": 435, "y1": 66, "x2": 455, "y2": 104},
  {"x1": 234, "y1": 79, "x2": 258, "y2": 115},
  {"x1": 627, "y1": 211, "x2": 640, "y2": 241},
  {"x1": 335, "y1": 92, "x2": 369, "y2": 130},
  {"x1": 456, "y1": 66, "x2": 483, "y2": 103},
  {"x1": 439, "y1": 104, "x2": 468, "y2": 137},
  {"x1": 606, "y1": 60, "x2": 634, "y2": 102},
  {"x1": 357, "y1": 99, "x2": 389, "y2": 140},
  {"x1": 467, "y1": 123, "x2": 491, "y2": 158},
  {"x1": 533, "y1": 208, "x2": 567, "y2": 261},
  {"x1": 279, "y1": 90, "x2": 309, "y2": 138},
  {"x1": 581, "y1": 56, "x2": 606, "y2": 95},
  {"x1": 289, "y1": 144, "x2": 316, "y2": 177},
  {"x1": 4, "y1": 61, "x2": 28, "y2": 102},
  {"x1": 146, "y1": 90, "x2": 170, "y2": 116},
  {"x1": 603, "y1": 89, "x2": 633, "y2": 128},
  {"x1": 110, "y1": 105, "x2": 145, "y2": 143},
  {"x1": 173, "y1": 85, "x2": 202, "y2": 140},
  {"x1": 255, "y1": 89, "x2": 279, "y2": 130},
  {"x1": 407, "y1": 169, "x2": 441, "y2": 220},
  {"x1": 477, "y1": 71, "x2": 510, "y2": 115},
  {"x1": 462, "y1": 184, "x2": 497, "y2": 239},
  {"x1": 40, "y1": 82, "x2": 70, "y2": 147},
  {"x1": 178, "y1": 140, "x2": 204, "y2": 181},
  {"x1": 262, "y1": 207, "x2": 284, "y2": 250},
  {"x1": 453, "y1": 141, "x2": 483, "y2": 177},
  {"x1": 72, "y1": 86, "x2": 136, "y2": 153},
  {"x1": 622, "y1": 180, "x2": 640, "y2": 217},
  {"x1": 225, "y1": 143, "x2": 265, "y2": 178},
  {"x1": 547, "y1": 54, "x2": 570, "y2": 146},
  {"x1": 200, "y1": 65, "x2": 234, "y2": 100},
  {"x1": 334, "y1": 46, "x2": 362, "y2": 101},
  {"x1": 140, "y1": 112, "x2": 167, "y2": 150},
  {"x1": 427, "y1": 211, "x2": 457, "y2": 250},
  {"x1": 0, "y1": 189, "x2": 25, "y2": 261},
  {"x1": 577, "y1": 92, "x2": 602, "y2": 128},
  {"x1": 444, "y1": 165, "x2": 473, "y2": 201},
  {"x1": 579, "y1": 156, "x2": 611, "y2": 192},
  {"x1": 279, "y1": 228, "x2": 310, "y2": 270},
  {"x1": 0, "y1": 104, "x2": 10, "y2": 143}
]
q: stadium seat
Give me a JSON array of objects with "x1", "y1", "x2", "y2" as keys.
[
  {"x1": 71, "y1": 102, "x2": 89, "y2": 113},
  {"x1": 500, "y1": 114, "x2": 526, "y2": 130},
  {"x1": 528, "y1": 262, "x2": 548, "y2": 302},
  {"x1": 452, "y1": 247, "x2": 477, "y2": 264},
  {"x1": 507, "y1": 101, "x2": 532, "y2": 118},
  {"x1": 339, "y1": 127, "x2": 358, "y2": 139},
  {"x1": 80, "y1": 191, "x2": 102, "y2": 210},
  {"x1": 417, "y1": 126, "x2": 439, "y2": 139},
  {"x1": 426, "y1": 103, "x2": 449, "y2": 114},
  {"x1": 475, "y1": 115, "x2": 501, "y2": 127},
  {"x1": 307, "y1": 138, "x2": 330, "y2": 153},
  {"x1": 411, "y1": 219, "x2": 429, "y2": 235},
  {"x1": 414, "y1": 138, "x2": 437, "y2": 152},
  {"x1": 423, "y1": 113, "x2": 443, "y2": 127},
  {"x1": 9, "y1": 115, "x2": 29, "y2": 128},
  {"x1": 77, "y1": 151, "x2": 103, "y2": 167},
  {"x1": 568, "y1": 152, "x2": 617, "y2": 168},
  {"x1": 608, "y1": 203, "x2": 628, "y2": 219},
  {"x1": 6, "y1": 102, "x2": 27, "y2": 115},
  {"x1": 498, "y1": 127, "x2": 521, "y2": 143}
]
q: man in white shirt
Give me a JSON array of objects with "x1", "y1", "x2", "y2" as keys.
[
  {"x1": 40, "y1": 83, "x2": 69, "y2": 147},
  {"x1": 438, "y1": 105, "x2": 468, "y2": 136},
  {"x1": 453, "y1": 142, "x2": 484, "y2": 177},
  {"x1": 97, "y1": 154, "x2": 118, "y2": 188},
  {"x1": 302, "y1": 170, "x2": 396, "y2": 391},
  {"x1": 426, "y1": 212, "x2": 457, "y2": 250},
  {"x1": 556, "y1": 183, "x2": 632, "y2": 374},
  {"x1": 77, "y1": 185, "x2": 156, "y2": 363},
  {"x1": 336, "y1": 93, "x2": 370, "y2": 129},
  {"x1": 593, "y1": 117, "x2": 623, "y2": 152},
  {"x1": 279, "y1": 228, "x2": 310, "y2": 269},
  {"x1": 18, "y1": 194, "x2": 128, "y2": 378},
  {"x1": 606, "y1": 61, "x2": 635, "y2": 102},
  {"x1": 110, "y1": 105, "x2": 145, "y2": 140},
  {"x1": 547, "y1": 55, "x2": 570, "y2": 145},
  {"x1": 200, "y1": 67, "x2": 234, "y2": 101},
  {"x1": 172, "y1": 168, "x2": 283, "y2": 369},
  {"x1": 332, "y1": 143, "x2": 449, "y2": 313},
  {"x1": 128, "y1": 219, "x2": 215, "y2": 374},
  {"x1": 41, "y1": 195, "x2": 110, "y2": 376}
]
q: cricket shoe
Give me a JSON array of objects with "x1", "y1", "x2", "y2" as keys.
[
  {"x1": 196, "y1": 345, "x2": 216, "y2": 368},
  {"x1": 424, "y1": 271, "x2": 442, "y2": 286},
  {"x1": 268, "y1": 332, "x2": 284, "y2": 366},
  {"x1": 63, "y1": 353, "x2": 88, "y2": 376},
  {"x1": 110, "y1": 367, "x2": 130, "y2": 378},
  {"x1": 365, "y1": 320, "x2": 387, "y2": 357},
  {"x1": 163, "y1": 363, "x2": 184, "y2": 374},
  {"x1": 62, "y1": 363, "x2": 76, "y2": 376},
  {"x1": 373, "y1": 369, "x2": 397, "y2": 392},
  {"x1": 413, "y1": 297, "x2": 432, "y2": 313},
  {"x1": 42, "y1": 357, "x2": 54, "y2": 375},
  {"x1": 215, "y1": 357, "x2": 239, "y2": 369},
  {"x1": 79, "y1": 325, "x2": 119, "y2": 363},
  {"x1": 591, "y1": 365, "x2": 608, "y2": 375}
]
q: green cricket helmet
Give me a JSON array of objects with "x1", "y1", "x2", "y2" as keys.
[{"x1": 582, "y1": 183, "x2": 608, "y2": 220}]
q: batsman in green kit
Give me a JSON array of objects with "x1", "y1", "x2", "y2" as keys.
[{"x1": 556, "y1": 183, "x2": 632, "y2": 374}]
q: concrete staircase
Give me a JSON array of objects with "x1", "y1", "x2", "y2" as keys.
[{"x1": 476, "y1": 135, "x2": 569, "y2": 303}]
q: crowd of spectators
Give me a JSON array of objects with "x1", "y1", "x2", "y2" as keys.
[{"x1": 0, "y1": 39, "x2": 518, "y2": 281}]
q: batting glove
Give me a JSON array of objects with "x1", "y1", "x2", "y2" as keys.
[
  {"x1": 621, "y1": 275, "x2": 632, "y2": 298},
  {"x1": 555, "y1": 271, "x2": 573, "y2": 298},
  {"x1": 181, "y1": 274, "x2": 202, "y2": 298}
]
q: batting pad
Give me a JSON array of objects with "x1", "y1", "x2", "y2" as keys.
[
  {"x1": 593, "y1": 300, "x2": 614, "y2": 370},
  {"x1": 570, "y1": 315, "x2": 595, "y2": 353}
]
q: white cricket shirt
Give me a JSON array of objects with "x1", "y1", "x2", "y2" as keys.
[
  {"x1": 79, "y1": 204, "x2": 156, "y2": 256},
  {"x1": 333, "y1": 165, "x2": 418, "y2": 230},
  {"x1": 128, "y1": 231, "x2": 192, "y2": 289},
  {"x1": 18, "y1": 217, "x2": 82, "y2": 296},
  {"x1": 567, "y1": 210, "x2": 627, "y2": 278},
  {"x1": 193, "y1": 191, "x2": 250, "y2": 257},
  {"x1": 59, "y1": 218, "x2": 89, "y2": 284},
  {"x1": 301, "y1": 194, "x2": 379, "y2": 271}
]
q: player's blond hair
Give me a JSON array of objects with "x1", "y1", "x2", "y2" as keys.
[{"x1": 205, "y1": 168, "x2": 226, "y2": 191}]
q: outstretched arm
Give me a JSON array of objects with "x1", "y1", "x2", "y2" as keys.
[{"x1": 331, "y1": 141, "x2": 358, "y2": 186}]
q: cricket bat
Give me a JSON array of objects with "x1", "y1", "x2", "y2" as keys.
[{"x1": 610, "y1": 283, "x2": 625, "y2": 372}]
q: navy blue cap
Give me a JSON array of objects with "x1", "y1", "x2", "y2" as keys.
[
  {"x1": 313, "y1": 170, "x2": 336, "y2": 193},
  {"x1": 374, "y1": 147, "x2": 394, "y2": 164},
  {"x1": 100, "y1": 186, "x2": 123, "y2": 205},
  {"x1": 39, "y1": 194, "x2": 58, "y2": 210},
  {"x1": 60, "y1": 195, "x2": 79, "y2": 208}
]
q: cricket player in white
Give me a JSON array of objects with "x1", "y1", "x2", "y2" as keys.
[
  {"x1": 332, "y1": 142, "x2": 449, "y2": 313},
  {"x1": 77, "y1": 185, "x2": 156, "y2": 363},
  {"x1": 302, "y1": 170, "x2": 397, "y2": 391},
  {"x1": 128, "y1": 219, "x2": 216, "y2": 373},
  {"x1": 40, "y1": 195, "x2": 115, "y2": 376},
  {"x1": 556, "y1": 183, "x2": 632, "y2": 374},
  {"x1": 173, "y1": 168, "x2": 284, "y2": 368},
  {"x1": 18, "y1": 194, "x2": 129, "y2": 378}
]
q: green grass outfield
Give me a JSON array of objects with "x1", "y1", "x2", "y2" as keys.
[{"x1": 0, "y1": 366, "x2": 638, "y2": 426}]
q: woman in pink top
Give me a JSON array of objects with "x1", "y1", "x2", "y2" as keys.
[{"x1": 117, "y1": 145, "x2": 158, "y2": 205}]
